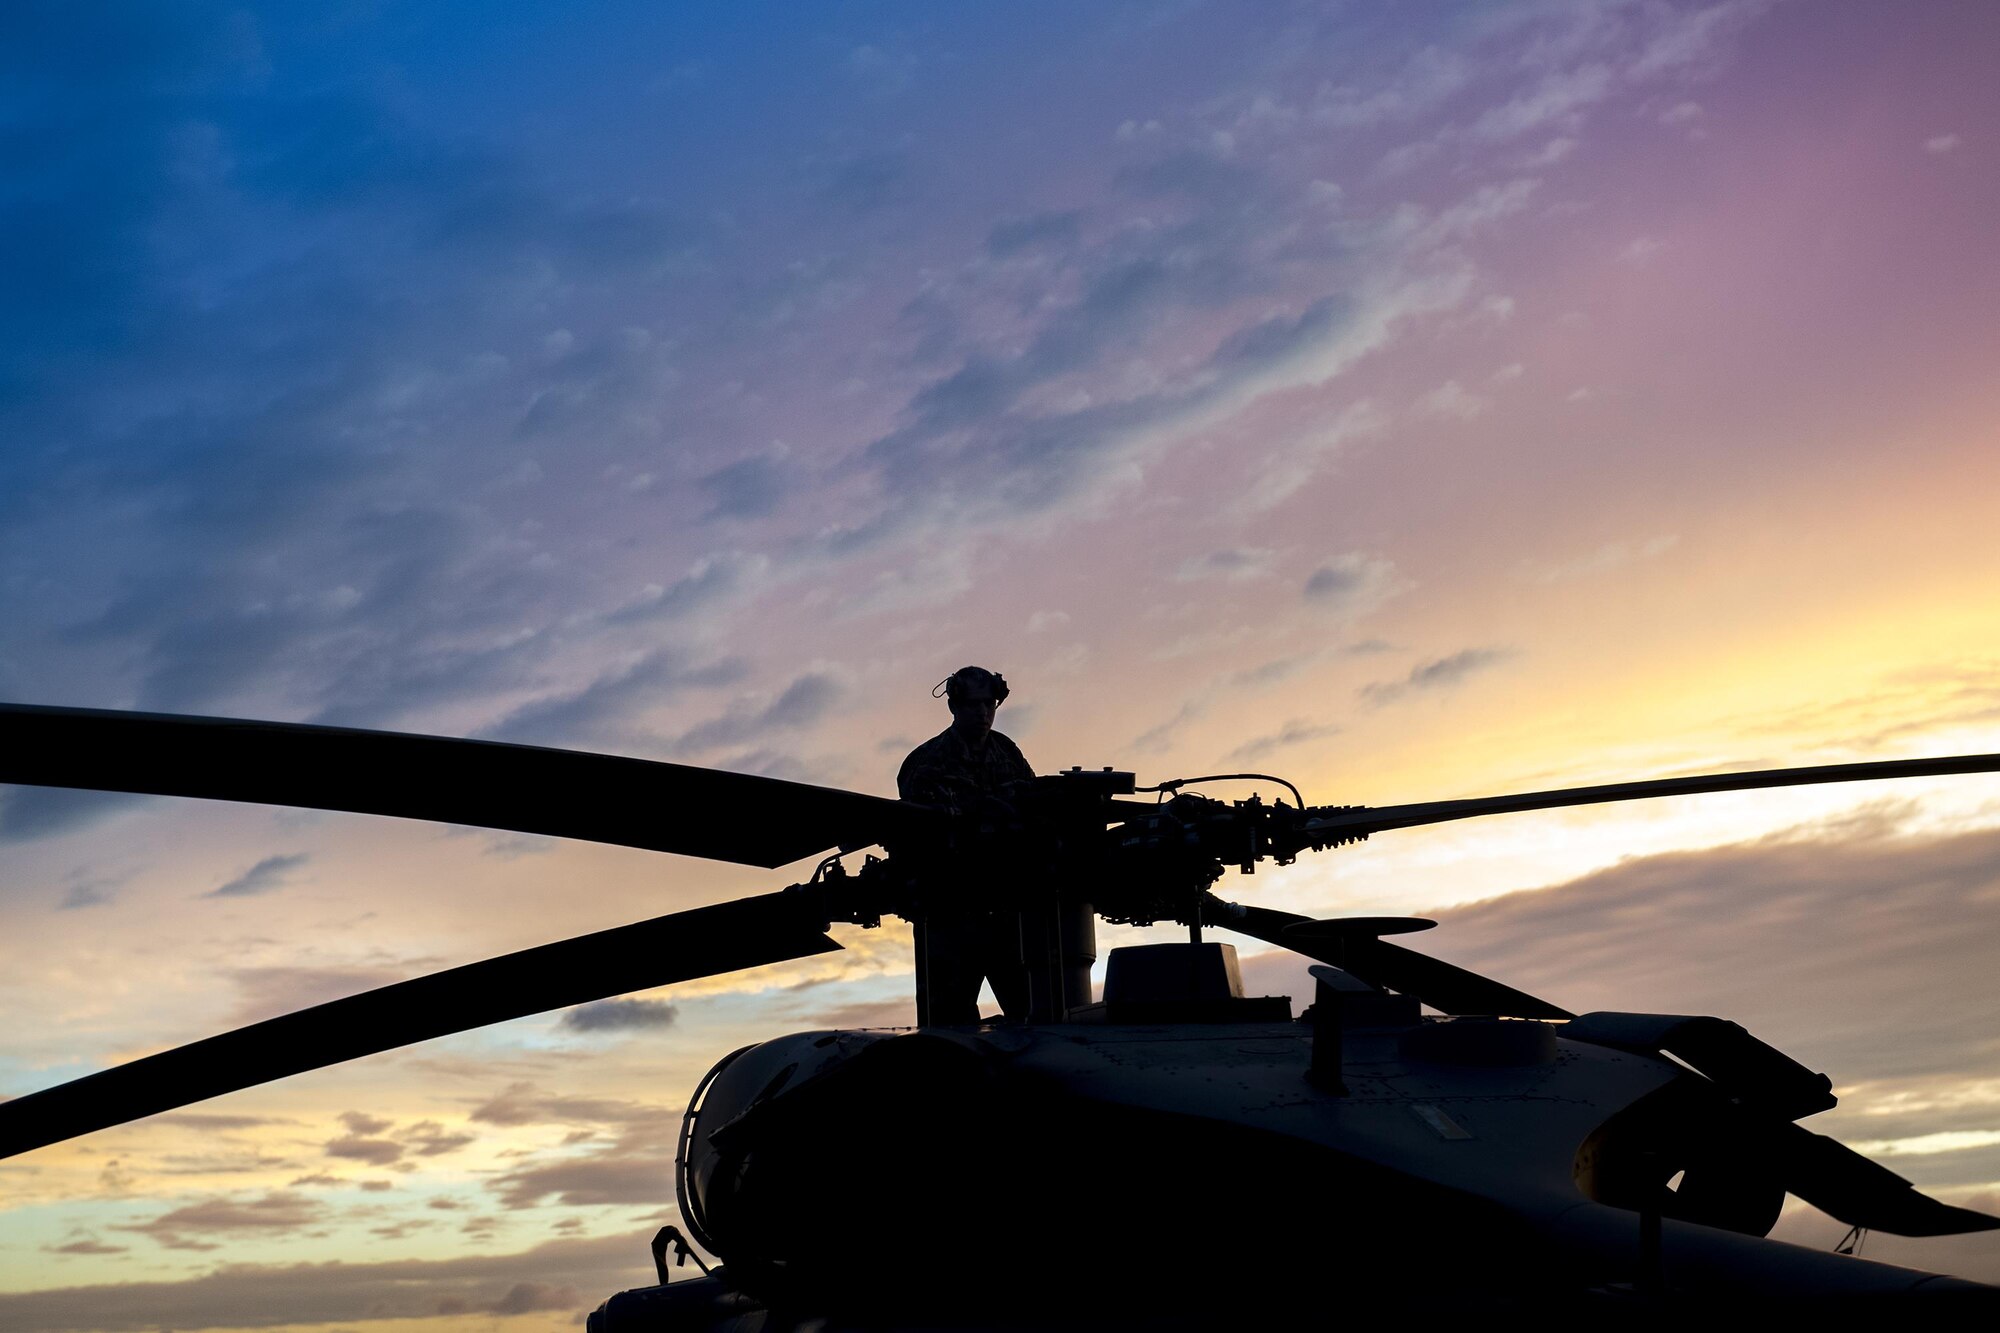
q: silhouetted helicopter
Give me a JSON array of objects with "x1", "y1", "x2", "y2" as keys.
[{"x1": 3, "y1": 701, "x2": 1999, "y2": 1326}]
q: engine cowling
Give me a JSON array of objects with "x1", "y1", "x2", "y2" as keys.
[{"x1": 676, "y1": 1029, "x2": 893, "y2": 1259}]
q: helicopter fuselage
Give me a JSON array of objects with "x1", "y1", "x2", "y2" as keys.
[{"x1": 589, "y1": 990, "x2": 1990, "y2": 1327}]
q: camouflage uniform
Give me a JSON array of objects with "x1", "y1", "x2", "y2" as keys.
[
  {"x1": 897, "y1": 727, "x2": 1034, "y2": 1024},
  {"x1": 896, "y1": 727, "x2": 1034, "y2": 813}
]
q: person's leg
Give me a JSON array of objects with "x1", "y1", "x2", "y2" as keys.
[
  {"x1": 914, "y1": 913, "x2": 984, "y2": 1025},
  {"x1": 979, "y1": 910, "x2": 1033, "y2": 1021}
]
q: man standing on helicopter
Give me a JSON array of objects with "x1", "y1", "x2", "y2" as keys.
[{"x1": 897, "y1": 666, "x2": 1034, "y2": 1024}]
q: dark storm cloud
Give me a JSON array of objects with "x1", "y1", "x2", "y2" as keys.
[
  {"x1": 488, "y1": 650, "x2": 747, "y2": 748},
  {"x1": 203, "y1": 852, "x2": 309, "y2": 899},
  {"x1": 560, "y1": 998, "x2": 678, "y2": 1033},
  {"x1": 671, "y1": 672, "x2": 843, "y2": 753},
  {"x1": 1359, "y1": 647, "x2": 1513, "y2": 705},
  {"x1": 0, "y1": 1232, "x2": 640, "y2": 1331}
]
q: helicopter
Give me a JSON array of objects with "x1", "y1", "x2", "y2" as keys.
[{"x1": 3, "y1": 700, "x2": 2000, "y2": 1325}]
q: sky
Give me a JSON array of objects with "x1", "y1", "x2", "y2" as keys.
[{"x1": 2, "y1": 0, "x2": 1999, "y2": 1326}]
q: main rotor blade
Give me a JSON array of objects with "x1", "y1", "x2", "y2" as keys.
[
  {"x1": 1211, "y1": 901, "x2": 1572, "y2": 1020},
  {"x1": 0, "y1": 703, "x2": 921, "y2": 868},
  {"x1": 0, "y1": 891, "x2": 839, "y2": 1160},
  {"x1": 1300, "y1": 752, "x2": 2000, "y2": 844}
]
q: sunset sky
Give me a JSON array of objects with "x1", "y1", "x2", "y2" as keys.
[{"x1": 4, "y1": 2, "x2": 2000, "y2": 1327}]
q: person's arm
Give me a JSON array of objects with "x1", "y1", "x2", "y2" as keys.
[{"x1": 898, "y1": 743, "x2": 965, "y2": 813}]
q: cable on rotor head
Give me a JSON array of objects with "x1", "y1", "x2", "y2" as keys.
[{"x1": 1137, "y1": 772, "x2": 1305, "y2": 809}]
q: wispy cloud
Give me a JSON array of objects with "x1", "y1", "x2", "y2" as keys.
[
  {"x1": 1359, "y1": 647, "x2": 1513, "y2": 706},
  {"x1": 559, "y1": 998, "x2": 677, "y2": 1033},
  {"x1": 203, "y1": 853, "x2": 309, "y2": 899},
  {"x1": 1302, "y1": 552, "x2": 1407, "y2": 622},
  {"x1": 1223, "y1": 719, "x2": 1340, "y2": 763}
]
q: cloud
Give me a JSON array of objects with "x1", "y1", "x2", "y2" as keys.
[
  {"x1": 0, "y1": 2, "x2": 731, "y2": 741},
  {"x1": 1925, "y1": 133, "x2": 1961, "y2": 155},
  {"x1": 1229, "y1": 399, "x2": 1388, "y2": 515},
  {"x1": 560, "y1": 998, "x2": 678, "y2": 1032},
  {"x1": 1223, "y1": 719, "x2": 1341, "y2": 764},
  {"x1": 155, "y1": 1113, "x2": 281, "y2": 1132},
  {"x1": 57, "y1": 871, "x2": 128, "y2": 910},
  {"x1": 404, "y1": 1121, "x2": 477, "y2": 1157},
  {"x1": 489, "y1": 650, "x2": 747, "y2": 747},
  {"x1": 119, "y1": 1191, "x2": 326, "y2": 1250},
  {"x1": 1310, "y1": 43, "x2": 1472, "y2": 129},
  {"x1": 0, "y1": 1232, "x2": 637, "y2": 1331},
  {"x1": 225, "y1": 964, "x2": 408, "y2": 1026},
  {"x1": 42, "y1": 1237, "x2": 127, "y2": 1256},
  {"x1": 1132, "y1": 700, "x2": 1206, "y2": 754},
  {"x1": 324, "y1": 1134, "x2": 403, "y2": 1166},
  {"x1": 1415, "y1": 379, "x2": 1488, "y2": 420},
  {"x1": 492, "y1": 1280, "x2": 585, "y2": 1314},
  {"x1": 1415, "y1": 816, "x2": 2000, "y2": 1158},
  {"x1": 1471, "y1": 63, "x2": 1613, "y2": 140},
  {"x1": 1302, "y1": 552, "x2": 1407, "y2": 622},
  {"x1": 203, "y1": 852, "x2": 309, "y2": 899},
  {"x1": 1359, "y1": 647, "x2": 1513, "y2": 706},
  {"x1": 1174, "y1": 547, "x2": 1277, "y2": 582},
  {"x1": 817, "y1": 149, "x2": 912, "y2": 214},
  {"x1": 986, "y1": 211, "x2": 1083, "y2": 258},
  {"x1": 0, "y1": 789, "x2": 149, "y2": 845},
  {"x1": 467, "y1": 1081, "x2": 659, "y2": 1128},
  {"x1": 1519, "y1": 534, "x2": 1678, "y2": 583},
  {"x1": 489, "y1": 1150, "x2": 675, "y2": 1209},
  {"x1": 670, "y1": 672, "x2": 844, "y2": 753},
  {"x1": 604, "y1": 553, "x2": 768, "y2": 626},
  {"x1": 338, "y1": 1110, "x2": 391, "y2": 1136},
  {"x1": 700, "y1": 454, "x2": 790, "y2": 520},
  {"x1": 841, "y1": 150, "x2": 1478, "y2": 553}
]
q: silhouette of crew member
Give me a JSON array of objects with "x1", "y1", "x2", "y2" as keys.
[{"x1": 897, "y1": 666, "x2": 1034, "y2": 1025}]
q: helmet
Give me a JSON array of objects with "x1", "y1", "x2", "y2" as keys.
[{"x1": 933, "y1": 665, "x2": 1010, "y2": 704}]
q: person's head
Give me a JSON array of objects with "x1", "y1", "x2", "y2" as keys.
[{"x1": 936, "y1": 665, "x2": 1009, "y2": 742}]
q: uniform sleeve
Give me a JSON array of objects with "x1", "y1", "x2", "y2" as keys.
[
  {"x1": 898, "y1": 738, "x2": 956, "y2": 807},
  {"x1": 996, "y1": 734, "x2": 1034, "y2": 783}
]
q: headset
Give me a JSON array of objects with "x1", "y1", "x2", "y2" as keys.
[{"x1": 932, "y1": 666, "x2": 1010, "y2": 704}]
